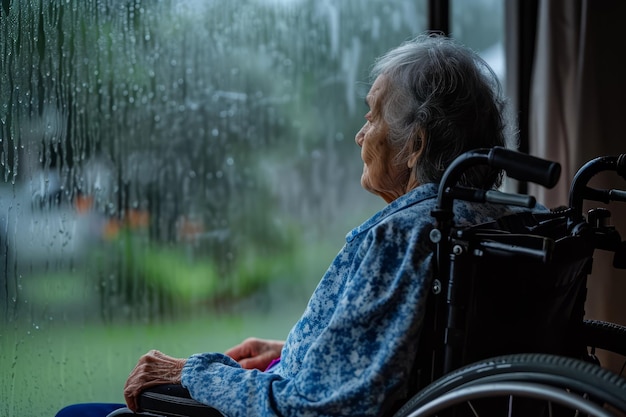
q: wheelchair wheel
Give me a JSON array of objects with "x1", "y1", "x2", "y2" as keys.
[
  {"x1": 392, "y1": 353, "x2": 626, "y2": 417},
  {"x1": 583, "y1": 319, "x2": 626, "y2": 377}
]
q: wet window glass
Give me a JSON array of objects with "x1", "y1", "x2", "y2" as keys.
[{"x1": 1, "y1": 1, "x2": 502, "y2": 414}]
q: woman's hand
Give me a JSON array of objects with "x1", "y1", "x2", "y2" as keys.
[
  {"x1": 225, "y1": 338, "x2": 284, "y2": 370},
  {"x1": 123, "y1": 350, "x2": 186, "y2": 412}
]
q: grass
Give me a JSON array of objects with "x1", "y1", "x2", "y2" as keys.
[{"x1": 1, "y1": 307, "x2": 303, "y2": 417}]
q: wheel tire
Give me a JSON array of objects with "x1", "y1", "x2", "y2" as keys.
[
  {"x1": 393, "y1": 353, "x2": 626, "y2": 417},
  {"x1": 583, "y1": 319, "x2": 626, "y2": 357},
  {"x1": 582, "y1": 319, "x2": 626, "y2": 378}
]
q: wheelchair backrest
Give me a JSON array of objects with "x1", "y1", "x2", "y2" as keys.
[
  {"x1": 408, "y1": 209, "x2": 595, "y2": 398},
  {"x1": 456, "y1": 211, "x2": 594, "y2": 364}
]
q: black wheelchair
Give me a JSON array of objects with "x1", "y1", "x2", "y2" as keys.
[{"x1": 109, "y1": 148, "x2": 626, "y2": 417}]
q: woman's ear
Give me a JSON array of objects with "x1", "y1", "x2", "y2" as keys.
[
  {"x1": 405, "y1": 128, "x2": 426, "y2": 192},
  {"x1": 407, "y1": 151, "x2": 419, "y2": 169},
  {"x1": 407, "y1": 128, "x2": 426, "y2": 169}
]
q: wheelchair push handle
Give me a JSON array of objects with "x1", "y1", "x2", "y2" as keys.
[
  {"x1": 569, "y1": 153, "x2": 626, "y2": 214},
  {"x1": 489, "y1": 147, "x2": 561, "y2": 189},
  {"x1": 436, "y1": 147, "x2": 561, "y2": 213}
]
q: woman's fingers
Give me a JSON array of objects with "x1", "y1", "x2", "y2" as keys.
[
  {"x1": 123, "y1": 351, "x2": 186, "y2": 412},
  {"x1": 237, "y1": 351, "x2": 275, "y2": 370},
  {"x1": 224, "y1": 337, "x2": 259, "y2": 361},
  {"x1": 225, "y1": 338, "x2": 284, "y2": 370}
]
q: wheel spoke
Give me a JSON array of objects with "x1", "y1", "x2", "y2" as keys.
[
  {"x1": 507, "y1": 395, "x2": 512, "y2": 417},
  {"x1": 466, "y1": 400, "x2": 479, "y2": 417}
]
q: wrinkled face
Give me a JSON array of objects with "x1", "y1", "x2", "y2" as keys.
[{"x1": 355, "y1": 75, "x2": 408, "y2": 203}]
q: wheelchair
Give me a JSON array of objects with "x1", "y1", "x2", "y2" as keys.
[
  {"x1": 109, "y1": 148, "x2": 626, "y2": 417},
  {"x1": 394, "y1": 148, "x2": 626, "y2": 417}
]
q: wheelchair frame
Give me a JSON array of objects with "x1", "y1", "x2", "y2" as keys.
[
  {"x1": 110, "y1": 148, "x2": 626, "y2": 417},
  {"x1": 396, "y1": 148, "x2": 626, "y2": 416}
]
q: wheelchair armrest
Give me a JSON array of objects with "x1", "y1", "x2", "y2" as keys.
[
  {"x1": 137, "y1": 384, "x2": 224, "y2": 417},
  {"x1": 447, "y1": 187, "x2": 536, "y2": 208},
  {"x1": 472, "y1": 233, "x2": 553, "y2": 263}
]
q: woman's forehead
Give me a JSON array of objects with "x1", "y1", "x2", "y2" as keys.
[{"x1": 366, "y1": 75, "x2": 387, "y2": 108}]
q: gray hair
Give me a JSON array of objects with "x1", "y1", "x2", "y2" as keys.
[{"x1": 371, "y1": 33, "x2": 512, "y2": 189}]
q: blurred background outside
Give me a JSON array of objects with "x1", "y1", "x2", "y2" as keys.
[{"x1": 0, "y1": 0, "x2": 504, "y2": 415}]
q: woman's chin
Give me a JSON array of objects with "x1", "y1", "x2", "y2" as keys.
[{"x1": 360, "y1": 176, "x2": 372, "y2": 193}]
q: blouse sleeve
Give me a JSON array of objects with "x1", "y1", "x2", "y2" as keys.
[{"x1": 181, "y1": 217, "x2": 435, "y2": 417}]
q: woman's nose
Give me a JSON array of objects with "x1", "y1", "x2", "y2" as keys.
[{"x1": 355, "y1": 126, "x2": 365, "y2": 146}]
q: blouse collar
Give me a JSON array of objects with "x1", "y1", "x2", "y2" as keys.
[{"x1": 346, "y1": 183, "x2": 439, "y2": 242}]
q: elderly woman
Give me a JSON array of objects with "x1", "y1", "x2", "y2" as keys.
[{"x1": 57, "y1": 33, "x2": 516, "y2": 417}]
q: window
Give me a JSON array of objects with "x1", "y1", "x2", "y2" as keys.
[
  {"x1": 1, "y1": 1, "x2": 508, "y2": 414},
  {"x1": 1, "y1": 1, "x2": 427, "y2": 414}
]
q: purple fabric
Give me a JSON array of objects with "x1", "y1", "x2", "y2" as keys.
[{"x1": 264, "y1": 357, "x2": 281, "y2": 372}]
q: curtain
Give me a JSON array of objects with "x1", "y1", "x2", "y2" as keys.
[{"x1": 528, "y1": 0, "x2": 626, "y2": 370}]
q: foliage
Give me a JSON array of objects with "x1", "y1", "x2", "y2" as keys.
[{"x1": 92, "y1": 215, "x2": 303, "y2": 321}]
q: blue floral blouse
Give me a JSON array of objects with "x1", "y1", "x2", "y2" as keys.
[{"x1": 181, "y1": 182, "x2": 527, "y2": 416}]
